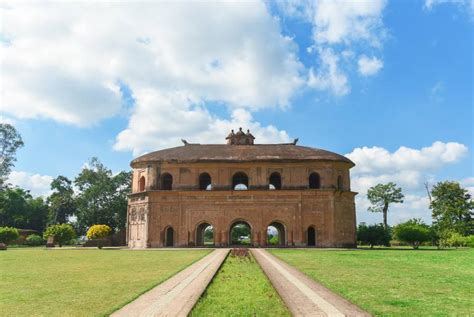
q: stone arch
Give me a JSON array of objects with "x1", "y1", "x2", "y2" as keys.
[
  {"x1": 228, "y1": 219, "x2": 252, "y2": 246},
  {"x1": 164, "y1": 226, "x2": 175, "y2": 247},
  {"x1": 138, "y1": 176, "x2": 145, "y2": 192},
  {"x1": 337, "y1": 175, "x2": 343, "y2": 190},
  {"x1": 269, "y1": 172, "x2": 282, "y2": 190},
  {"x1": 307, "y1": 226, "x2": 316, "y2": 246},
  {"x1": 161, "y1": 173, "x2": 173, "y2": 190},
  {"x1": 195, "y1": 221, "x2": 214, "y2": 246},
  {"x1": 309, "y1": 172, "x2": 321, "y2": 189},
  {"x1": 266, "y1": 220, "x2": 286, "y2": 246},
  {"x1": 232, "y1": 172, "x2": 248, "y2": 190},
  {"x1": 199, "y1": 173, "x2": 212, "y2": 190}
]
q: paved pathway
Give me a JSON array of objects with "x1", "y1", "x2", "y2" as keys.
[
  {"x1": 112, "y1": 248, "x2": 229, "y2": 317},
  {"x1": 252, "y1": 249, "x2": 371, "y2": 317}
]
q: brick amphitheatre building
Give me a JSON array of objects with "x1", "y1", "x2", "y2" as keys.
[{"x1": 127, "y1": 128, "x2": 357, "y2": 248}]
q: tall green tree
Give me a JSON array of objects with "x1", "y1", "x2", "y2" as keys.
[
  {"x1": 0, "y1": 187, "x2": 49, "y2": 232},
  {"x1": 0, "y1": 123, "x2": 24, "y2": 188},
  {"x1": 47, "y1": 176, "x2": 76, "y2": 224},
  {"x1": 74, "y1": 158, "x2": 131, "y2": 233},
  {"x1": 430, "y1": 181, "x2": 473, "y2": 236},
  {"x1": 367, "y1": 182, "x2": 404, "y2": 227}
]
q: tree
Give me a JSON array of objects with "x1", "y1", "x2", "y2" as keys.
[
  {"x1": 86, "y1": 224, "x2": 112, "y2": 249},
  {"x1": 43, "y1": 224, "x2": 76, "y2": 247},
  {"x1": 0, "y1": 227, "x2": 20, "y2": 248},
  {"x1": 47, "y1": 176, "x2": 76, "y2": 224},
  {"x1": 367, "y1": 182, "x2": 404, "y2": 227},
  {"x1": 0, "y1": 187, "x2": 49, "y2": 232},
  {"x1": 0, "y1": 123, "x2": 24, "y2": 188},
  {"x1": 74, "y1": 158, "x2": 131, "y2": 234},
  {"x1": 430, "y1": 181, "x2": 473, "y2": 236},
  {"x1": 393, "y1": 219, "x2": 431, "y2": 249},
  {"x1": 357, "y1": 224, "x2": 391, "y2": 248}
]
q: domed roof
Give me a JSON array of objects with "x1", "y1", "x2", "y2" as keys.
[{"x1": 131, "y1": 143, "x2": 354, "y2": 167}]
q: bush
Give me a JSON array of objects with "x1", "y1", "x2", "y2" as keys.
[
  {"x1": 393, "y1": 219, "x2": 431, "y2": 249},
  {"x1": 466, "y1": 235, "x2": 474, "y2": 248},
  {"x1": 0, "y1": 227, "x2": 20, "y2": 247},
  {"x1": 25, "y1": 234, "x2": 43, "y2": 246},
  {"x1": 446, "y1": 232, "x2": 469, "y2": 248},
  {"x1": 86, "y1": 224, "x2": 112, "y2": 248},
  {"x1": 357, "y1": 224, "x2": 391, "y2": 248},
  {"x1": 43, "y1": 224, "x2": 76, "y2": 247}
]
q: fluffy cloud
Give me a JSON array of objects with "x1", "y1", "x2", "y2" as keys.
[
  {"x1": 424, "y1": 0, "x2": 474, "y2": 13},
  {"x1": 1, "y1": 1, "x2": 303, "y2": 149},
  {"x1": 346, "y1": 141, "x2": 469, "y2": 225},
  {"x1": 276, "y1": 0, "x2": 387, "y2": 95},
  {"x1": 358, "y1": 55, "x2": 383, "y2": 76},
  {"x1": 7, "y1": 171, "x2": 53, "y2": 198}
]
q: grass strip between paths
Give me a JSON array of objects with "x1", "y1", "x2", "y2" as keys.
[{"x1": 191, "y1": 250, "x2": 291, "y2": 317}]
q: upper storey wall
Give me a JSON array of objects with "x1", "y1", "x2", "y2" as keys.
[{"x1": 131, "y1": 161, "x2": 352, "y2": 193}]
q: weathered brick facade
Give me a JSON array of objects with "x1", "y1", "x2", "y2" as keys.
[{"x1": 127, "y1": 129, "x2": 357, "y2": 248}]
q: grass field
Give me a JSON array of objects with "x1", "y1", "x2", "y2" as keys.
[
  {"x1": 0, "y1": 248, "x2": 210, "y2": 316},
  {"x1": 269, "y1": 248, "x2": 474, "y2": 316},
  {"x1": 191, "y1": 253, "x2": 290, "y2": 316}
]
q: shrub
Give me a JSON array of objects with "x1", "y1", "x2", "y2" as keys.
[
  {"x1": 0, "y1": 227, "x2": 20, "y2": 248},
  {"x1": 446, "y1": 232, "x2": 468, "y2": 248},
  {"x1": 357, "y1": 224, "x2": 391, "y2": 248},
  {"x1": 86, "y1": 224, "x2": 112, "y2": 249},
  {"x1": 393, "y1": 219, "x2": 431, "y2": 249},
  {"x1": 25, "y1": 234, "x2": 43, "y2": 246},
  {"x1": 43, "y1": 224, "x2": 76, "y2": 247},
  {"x1": 466, "y1": 235, "x2": 474, "y2": 248}
]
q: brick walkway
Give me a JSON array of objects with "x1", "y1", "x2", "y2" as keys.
[
  {"x1": 111, "y1": 248, "x2": 229, "y2": 317},
  {"x1": 252, "y1": 249, "x2": 371, "y2": 317}
]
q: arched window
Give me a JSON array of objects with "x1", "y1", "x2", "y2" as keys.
[
  {"x1": 161, "y1": 173, "x2": 173, "y2": 190},
  {"x1": 165, "y1": 227, "x2": 174, "y2": 247},
  {"x1": 232, "y1": 172, "x2": 248, "y2": 190},
  {"x1": 309, "y1": 172, "x2": 320, "y2": 189},
  {"x1": 307, "y1": 226, "x2": 316, "y2": 246},
  {"x1": 269, "y1": 172, "x2": 281, "y2": 190},
  {"x1": 337, "y1": 175, "x2": 343, "y2": 190},
  {"x1": 138, "y1": 176, "x2": 145, "y2": 192},
  {"x1": 199, "y1": 173, "x2": 212, "y2": 190}
]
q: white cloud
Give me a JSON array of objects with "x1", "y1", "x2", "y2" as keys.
[
  {"x1": 1, "y1": 1, "x2": 303, "y2": 148},
  {"x1": 346, "y1": 141, "x2": 469, "y2": 225},
  {"x1": 358, "y1": 55, "x2": 383, "y2": 76},
  {"x1": 308, "y1": 48, "x2": 350, "y2": 96},
  {"x1": 7, "y1": 171, "x2": 53, "y2": 198},
  {"x1": 424, "y1": 0, "x2": 474, "y2": 15}
]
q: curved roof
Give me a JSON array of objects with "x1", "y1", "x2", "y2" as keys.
[{"x1": 131, "y1": 144, "x2": 354, "y2": 167}]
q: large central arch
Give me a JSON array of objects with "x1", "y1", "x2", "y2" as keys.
[
  {"x1": 228, "y1": 219, "x2": 252, "y2": 246},
  {"x1": 195, "y1": 222, "x2": 214, "y2": 246}
]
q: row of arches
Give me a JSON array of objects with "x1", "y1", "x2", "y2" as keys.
[
  {"x1": 162, "y1": 221, "x2": 318, "y2": 247},
  {"x1": 138, "y1": 172, "x2": 343, "y2": 192}
]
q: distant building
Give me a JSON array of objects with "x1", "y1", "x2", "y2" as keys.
[{"x1": 127, "y1": 128, "x2": 357, "y2": 248}]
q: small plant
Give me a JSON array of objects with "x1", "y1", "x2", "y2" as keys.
[
  {"x1": 0, "y1": 227, "x2": 20, "y2": 250},
  {"x1": 230, "y1": 248, "x2": 250, "y2": 258},
  {"x1": 86, "y1": 224, "x2": 112, "y2": 249},
  {"x1": 43, "y1": 224, "x2": 76, "y2": 247},
  {"x1": 25, "y1": 234, "x2": 43, "y2": 246}
]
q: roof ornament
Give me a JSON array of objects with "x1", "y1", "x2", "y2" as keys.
[
  {"x1": 293, "y1": 138, "x2": 299, "y2": 145},
  {"x1": 181, "y1": 139, "x2": 189, "y2": 145},
  {"x1": 226, "y1": 128, "x2": 255, "y2": 145}
]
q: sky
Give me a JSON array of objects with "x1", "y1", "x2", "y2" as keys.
[{"x1": 1, "y1": 0, "x2": 473, "y2": 226}]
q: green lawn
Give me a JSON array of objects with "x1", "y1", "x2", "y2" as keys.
[
  {"x1": 191, "y1": 253, "x2": 290, "y2": 317},
  {"x1": 269, "y1": 248, "x2": 474, "y2": 316},
  {"x1": 0, "y1": 248, "x2": 210, "y2": 316}
]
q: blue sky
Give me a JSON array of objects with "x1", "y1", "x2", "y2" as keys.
[{"x1": 1, "y1": 0, "x2": 472, "y2": 225}]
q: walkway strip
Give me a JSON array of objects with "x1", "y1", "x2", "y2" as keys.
[
  {"x1": 252, "y1": 249, "x2": 371, "y2": 317},
  {"x1": 112, "y1": 248, "x2": 229, "y2": 317}
]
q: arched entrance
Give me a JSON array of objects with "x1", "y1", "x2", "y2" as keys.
[
  {"x1": 165, "y1": 227, "x2": 174, "y2": 247},
  {"x1": 266, "y1": 221, "x2": 286, "y2": 246},
  {"x1": 307, "y1": 226, "x2": 316, "y2": 246},
  {"x1": 229, "y1": 220, "x2": 252, "y2": 246},
  {"x1": 196, "y1": 222, "x2": 214, "y2": 246}
]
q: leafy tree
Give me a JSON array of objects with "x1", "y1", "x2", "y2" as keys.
[
  {"x1": 43, "y1": 223, "x2": 76, "y2": 247},
  {"x1": 367, "y1": 182, "x2": 404, "y2": 227},
  {"x1": 47, "y1": 176, "x2": 76, "y2": 224},
  {"x1": 204, "y1": 226, "x2": 214, "y2": 243},
  {"x1": 430, "y1": 181, "x2": 473, "y2": 236},
  {"x1": 74, "y1": 158, "x2": 131, "y2": 233},
  {"x1": 357, "y1": 224, "x2": 391, "y2": 248},
  {"x1": 0, "y1": 187, "x2": 49, "y2": 232},
  {"x1": 0, "y1": 123, "x2": 24, "y2": 188},
  {"x1": 25, "y1": 234, "x2": 43, "y2": 246},
  {"x1": 230, "y1": 224, "x2": 251, "y2": 244},
  {"x1": 393, "y1": 219, "x2": 431, "y2": 249},
  {"x1": 0, "y1": 227, "x2": 20, "y2": 246},
  {"x1": 86, "y1": 224, "x2": 112, "y2": 249}
]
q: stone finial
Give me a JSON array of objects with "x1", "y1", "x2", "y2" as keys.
[{"x1": 226, "y1": 128, "x2": 255, "y2": 145}]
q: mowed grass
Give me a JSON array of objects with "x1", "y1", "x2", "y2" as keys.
[
  {"x1": 191, "y1": 253, "x2": 290, "y2": 317},
  {"x1": 0, "y1": 248, "x2": 210, "y2": 316},
  {"x1": 269, "y1": 248, "x2": 474, "y2": 316}
]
